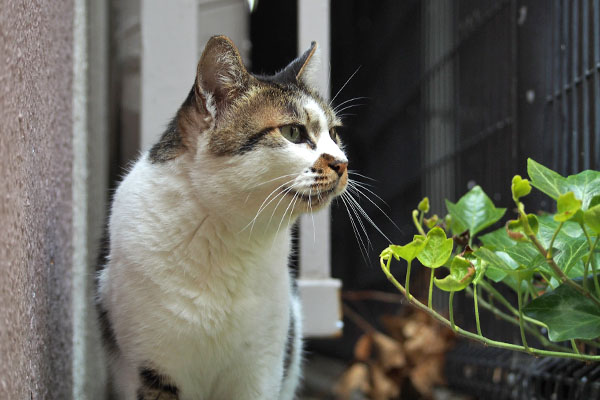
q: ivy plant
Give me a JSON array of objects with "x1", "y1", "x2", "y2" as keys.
[{"x1": 380, "y1": 159, "x2": 600, "y2": 361}]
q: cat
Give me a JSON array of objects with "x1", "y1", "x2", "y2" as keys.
[{"x1": 96, "y1": 35, "x2": 348, "y2": 400}]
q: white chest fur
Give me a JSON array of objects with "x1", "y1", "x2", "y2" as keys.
[{"x1": 98, "y1": 156, "x2": 300, "y2": 399}]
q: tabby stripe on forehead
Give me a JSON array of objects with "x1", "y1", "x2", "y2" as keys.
[{"x1": 237, "y1": 128, "x2": 281, "y2": 154}]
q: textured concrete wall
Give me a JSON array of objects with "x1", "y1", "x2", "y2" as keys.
[{"x1": 0, "y1": 1, "x2": 74, "y2": 398}]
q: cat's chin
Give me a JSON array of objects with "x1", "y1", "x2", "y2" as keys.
[{"x1": 285, "y1": 182, "x2": 347, "y2": 211}]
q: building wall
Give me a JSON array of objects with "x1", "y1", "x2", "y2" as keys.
[{"x1": 0, "y1": 1, "x2": 74, "y2": 398}]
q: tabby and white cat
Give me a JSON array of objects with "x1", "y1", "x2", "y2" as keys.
[{"x1": 97, "y1": 36, "x2": 348, "y2": 400}]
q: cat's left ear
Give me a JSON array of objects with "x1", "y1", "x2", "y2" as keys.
[
  {"x1": 274, "y1": 41, "x2": 321, "y2": 89},
  {"x1": 195, "y1": 35, "x2": 251, "y2": 116}
]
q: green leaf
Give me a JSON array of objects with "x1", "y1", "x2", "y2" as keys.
[
  {"x1": 473, "y1": 258, "x2": 488, "y2": 285},
  {"x1": 380, "y1": 246, "x2": 395, "y2": 261},
  {"x1": 416, "y1": 227, "x2": 453, "y2": 269},
  {"x1": 565, "y1": 170, "x2": 600, "y2": 210},
  {"x1": 537, "y1": 216, "x2": 588, "y2": 274},
  {"x1": 523, "y1": 283, "x2": 600, "y2": 341},
  {"x1": 503, "y1": 242, "x2": 546, "y2": 270},
  {"x1": 418, "y1": 197, "x2": 430, "y2": 213},
  {"x1": 388, "y1": 237, "x2": 428, "y2": 263},
  {"x1": 505, "y1": 214, "x2": 539, "y2": 241},
  {"x1": 445, "y1": 186, "x2": 506, "y2": 238},
  {"x1": 584, "y1": 204, "x2": 600, "y2": 234},
  {"x1": 434, "y1": 256, "x2": 475, "y2": 292},
  {"x1": 511, "y1": 175, "x2": 532, "y2": 202},
  {"x1": 527, "y1": 158, "x2": 569, "y2": 200},
  {"x1": 479, "y1": 227, "x2": 516, "y2": 251},
  {"x1": 554, "y1": 192, "x2": 582, "y2": 222},
  {"x1": 424, "y1": 214, "x2": 439, "y2": 229},
  {"x1": 528, "y1": 159, "x2": 600, "y2": 210},
  {"x1": 474, "y1": 247, "x2": 519, "y2": 282}
]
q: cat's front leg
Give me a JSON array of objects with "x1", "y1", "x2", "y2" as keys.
[
  {"x1": 136, "y1": 367, "x2": 180, "y2": 400},
  {"x1": 279, "y1": 295, "x2": 303, "y2": 400}
]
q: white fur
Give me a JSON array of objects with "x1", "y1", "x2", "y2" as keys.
[{"x1": 99, "y1": 95, "x2": 347, "y2": 400}]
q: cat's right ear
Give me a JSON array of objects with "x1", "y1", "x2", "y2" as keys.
[
  {"x1": 273, "y1": 41, "x2": 321, "y2": 89},
  {"x1": 194, "y1": 36, "x2": 250, "y2": 117}
]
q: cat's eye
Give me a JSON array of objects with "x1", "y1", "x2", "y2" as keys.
[{"x1": 280, "y1": 125, "x2": 303, "y2": 144}]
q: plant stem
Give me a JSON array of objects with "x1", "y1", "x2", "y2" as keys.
[
  {"x1": 465, "y1": 287, "x2": 570, "y2": 353},
  {"x1": 473, "y1": 284, "x2": 482, "y2": 336},
  {"x1": 571, "y1": 339, "x2": 580, "y2": 355},
  {"x1": 405, "y1": 260, "x2": 412, "y2": 301},
  {"x1": 479, "y1": 281, "x2": 546, "y2": 329},
  {"x1": 380, "y1": 257, "x2": 600, "y2": 361},
  {"x1": 527, "y1": 280, "x2": 538, "y2": 299},
  {"x1": 449, "y1": 291, "x2": 456, "y2": 331},
  {"x1": 581, "y1": 223, "x2": 593, "y2": 290},
  {"x1": 517, "y1": 281, "x2": 531, "y2": 352},
  {"x1": 547, "y1": 221, "x2": 564, "y2": 258},
  {"x1": 428, "y1": 268, "x2": 434, "y2": 309},
  {"x1": 527, "y1": 232, "x2": 600, "y2": 308},
  {"x1": 538, "y1": 271, "x2": 556, "y2": 289},
  {"x1": 412, "y1": 210, "x2": 426, "y2": 236},
  {"x1": 583, "y1": 234, "x2": 600, "y2": 298}
]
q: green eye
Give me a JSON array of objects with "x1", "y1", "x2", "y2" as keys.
[{"x1": 280, "y1": 125, "x2": 303, "y2": 144}]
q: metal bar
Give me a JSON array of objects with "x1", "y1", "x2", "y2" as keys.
[
  {"x1": 546, "y1": 63, "x2": 600, "y2": 102},
  {"x1": 553, "y1": 0, "x2": 561, "y2": 171},
  {"x1": 561, "y1": 0, "x2": 569, "y2": 175},
  {"x1": 582, "y1": 0, "x2": 590, "y2": 169},
  {"x1": 571, "y1": 0, "x2": 579, "y2": 173},
  {"x1": 510, "y1": 0, "x2": 518, "y2": 161},
  {"x1": 594, "y1": 0, "x2": 600, "y2": 169}
]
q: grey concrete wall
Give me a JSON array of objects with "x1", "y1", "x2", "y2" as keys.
[{"x1": 0, "y1": 1, "x2": 74, "y2": 398}]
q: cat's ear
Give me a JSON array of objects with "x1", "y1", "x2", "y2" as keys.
[
  {"x1": 274, "y1": 41, "x2": 321, "y2": 89},
  {"x1": 195, "y1": 35, "x2": 250, "y2": 115}
]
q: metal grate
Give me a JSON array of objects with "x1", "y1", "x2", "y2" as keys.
[
  {"x1": 545, "y1": 0, "x2": 600, "y2": 174},
  {"x1": 328, "y1": 0, "x2": 600, "y2": 389},
  {"x1": 446, "y1": 341, "x2": 600, "y2": 400}
]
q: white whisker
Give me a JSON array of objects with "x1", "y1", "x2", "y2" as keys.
[
  {"x1": 348, "y1": 180, "x2": 388, "y2": 207},
  {"x1": 343, "y1": 192, "x2": 372, "y2": 250},
  {"x1": 240, "y1": 177, "x2": 297, "y2": 234},
  {"x1": 333, "y1": 96, "x2": 369, "y2": 113},
  {"x1": 348, "y1": 171, "x2": 377, "y2": 182},
  {"x1": 340, "y1": 193, "x2": 368, "y2": 261},
  {"x1": 308, "y1": 188, "x2": 316, "y2": 243},
  {"x1": 344, "y1": 191, "x2": 391, "y2": 243},
  {"x1": 330, "y1": 66, "x2": 361, "y2": 105},
  {"x1": 334, "y1": 103, "x2": 365, "y2": 114}
]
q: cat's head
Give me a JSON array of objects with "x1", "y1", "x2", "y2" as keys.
[{"x1": 151, "y1": 36, "x2": 348, "y2": 228}]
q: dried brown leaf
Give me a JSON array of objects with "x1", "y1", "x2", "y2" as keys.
[
  {"x1": 409, "y1": 355, "x2": 446, "y2": 398},
  {"x1": 333, "y1": 362, "x2": 371, "y2": 400},
  {"x1": 354, "y1": 333, "x2": 373, "y2": 362},
  {"x1": 372, "y1": 332, "x2": 406, "y2": 371},
  {"x1": 371, "y1": 363, "x2": 400, "y2": 400},
  {"x1": 405, "y1": 324, "x2": 451, "y2": 364}
]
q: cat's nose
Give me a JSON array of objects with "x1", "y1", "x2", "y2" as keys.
[{"x1": 329, "y1": 159, "x2": 348, "y2": 177}]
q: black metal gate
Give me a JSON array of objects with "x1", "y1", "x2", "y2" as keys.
[{"x1": 328, "y1": 0, "x2": 600, "y2": 397}]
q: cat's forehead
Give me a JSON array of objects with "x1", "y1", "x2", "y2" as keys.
[{"x1": 243, "y1": 82, "x2": 339, "y2": 128}]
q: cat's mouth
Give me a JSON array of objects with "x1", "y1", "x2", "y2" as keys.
[{"x1": 283, "y1": 182, "x2": 342, "y2": 206}]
